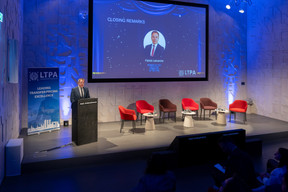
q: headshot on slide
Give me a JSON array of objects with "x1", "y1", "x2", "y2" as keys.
[{"x1": 144, "y1": 30, "x2": 166, "y2": 59}]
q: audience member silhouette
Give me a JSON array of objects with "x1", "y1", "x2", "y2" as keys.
[
  {"x1": 213, "y1": 137, "x2": 259, "y2": 189},
  {"x1": 219, "y1": 174, "x2": 252, "y2": 192},
  {"x1": 131, "y1": 153, "x2": 176, "y2": 192},
  {"x1": 282, "y1": 173, "x2": 288, "y2": 192},
  {"x1": 259, "y1": 148, "x2": 288, "y2": 186},
  {"x1": 208, "y1": 173, "x2": 252, "y2": 192}
]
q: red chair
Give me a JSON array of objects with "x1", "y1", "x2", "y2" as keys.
[
  {"x1": 159, "y1": 99, "x2": 177, "y2": 122},
  {"x1": 229, "y1": 100, "x2": 248, "y2": 123},
  {"x1": 136, "y1": 100, "x2": 154, "y2": 125},
  {"x1": 118, "y1": 105, "x2": 137, "y2": 133},
  {"x1": 200, "y1": 98, "x2": 217, "y2": 120},
  {"x1": 182, "y1": 98, "x2": 199, "y2": 118}
]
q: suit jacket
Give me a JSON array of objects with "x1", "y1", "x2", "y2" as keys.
[
  {"x1": 225, "y1": 148, "x2": 258, "y2": 188},
  {"x1": 70, "y1": 86, "x2": 90, "y2": 104},
  {"x1": 144, "y1": 44, "x2": 164, "y2": 59}
]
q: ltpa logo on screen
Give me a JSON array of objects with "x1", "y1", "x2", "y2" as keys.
[{"x1": 0, "y1": 12, "x2": 3, "y2": 23}]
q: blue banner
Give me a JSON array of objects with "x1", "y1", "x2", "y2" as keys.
[{"x1": 28, "y1": 68, "x2": 60, "y2": 135}]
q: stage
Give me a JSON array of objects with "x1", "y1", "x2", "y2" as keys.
[{"x1": 19, "y1": 113, "x2": 288, "y2": 167}]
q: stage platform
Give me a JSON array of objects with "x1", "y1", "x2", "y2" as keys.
[{"x1": 19, "y1": 113, "x2": 288, "y2": 169}]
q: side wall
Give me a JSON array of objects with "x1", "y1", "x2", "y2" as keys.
[
  {"x1": 247, "y1": 0, "x2": 288, "y2": 121},
  {"x1": 0, "y1": 0, "x2": 23, "y2": 184},
  {"x1": 22, "y1": 0, "x2": 247, "y2": 126}
]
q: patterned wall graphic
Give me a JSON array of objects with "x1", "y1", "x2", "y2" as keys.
[{"x1": 23, "y1": 0, "x2": 89, "y2": 125}]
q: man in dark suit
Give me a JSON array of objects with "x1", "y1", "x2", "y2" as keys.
[
  {"x1": 70, "y1": 78, "x2": 90, "y2": 104},
  {"x1": 213, "y1": 137, "x2": 260, "y2": 189},
  {"x1": 144, "y1": 30, "x2": 164, "y2": 59}
]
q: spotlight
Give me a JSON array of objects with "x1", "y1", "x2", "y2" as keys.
[
  {"x1": 79, "y1": 10, "x2": 88, "y2": 20},
  {"x1": 239, "y1": 2, "x2": 245, "y2": 13},
  {"x1": 226, "y1": 0, "x2": 252, "y2": 13}
]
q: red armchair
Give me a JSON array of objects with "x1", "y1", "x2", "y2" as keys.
[
  {"x1": 229, "y1": 100, "x2": 248, "y2": 123},
  {"x1": 118, "y1": 105, "x2": 137, "y2": 133},
  {"x1": 136, "y1": 100, "x2": 154, "y2": 125},
  {"x1": 182, "y1": 98, "x2": 199, "y2": 118},
  {"x1": 200, "y1": 98, "x2": 217, "y2": 120},
  {"x1": 159, "y1": 99, "x2": 177, "y2": 122}
]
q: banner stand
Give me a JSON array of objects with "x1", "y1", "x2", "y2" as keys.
[{"x1": 27, "y1": 68, "x2": 60, "y2": 135}]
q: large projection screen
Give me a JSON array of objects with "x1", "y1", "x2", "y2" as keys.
[{"x1": 88, "y1": 0, "x2": 209, "y2": 82}]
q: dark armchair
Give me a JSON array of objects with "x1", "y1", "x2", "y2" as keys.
[
  {"x1": 200, "y1": 98, "x2": 217, "y2": 120},
  {"x1": 159, "y1": 99, "x2": 177, "y2": 123}
]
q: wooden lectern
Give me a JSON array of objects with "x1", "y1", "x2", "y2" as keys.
[{"x1": 72, "y1": 98, "x2": 98, "y2": 145}]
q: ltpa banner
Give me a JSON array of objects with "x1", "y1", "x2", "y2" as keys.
[{"x1": 28, "y1": 68, "x2": 60, "y2": 135}]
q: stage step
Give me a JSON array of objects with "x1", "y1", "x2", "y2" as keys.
[
  {"x1": 21, "y1": 131, "x2": 288, "y2": 174},
  {"x1": 21, "y1": 147, "x2": 167, "y2": 174}
]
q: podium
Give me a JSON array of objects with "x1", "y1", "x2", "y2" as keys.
[{"x1": 72, "y1": 98, "x2": 98, "y2": 145}]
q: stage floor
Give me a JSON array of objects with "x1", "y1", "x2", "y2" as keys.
[{"x1": 20, "y1": 114, "x2": 288, "y2": 164}]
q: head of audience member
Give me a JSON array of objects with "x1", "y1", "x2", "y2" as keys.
[
  {"x1": 276, "y1": 148, "x2": 288, "y2": 167},
  {"x1": 145, "y1": 153, "x2": 167, "y2": 175},
  {"x1": 78, "y1": 78, "x2": 85, "y2": 88},
  {"x1": 282, "y1": 173, "x2": 288, "y2": 192},
  {"x1": 218, "y1": 137, "x2": 238, "y2": 155}
]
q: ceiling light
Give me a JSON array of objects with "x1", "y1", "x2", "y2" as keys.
[{"x1": 226, "y1": 0, "x2": 252, "y2": 13}]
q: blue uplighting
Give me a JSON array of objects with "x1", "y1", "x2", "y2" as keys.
[{"x1": 0, "y1": 12, "x2": 3, "y2": 23}]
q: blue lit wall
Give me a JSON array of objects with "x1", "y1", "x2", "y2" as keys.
[
  {"x1": 0, "y1": 0, "x2": 23, "y2": 185},
  {"x1": 247, "y1": 0, "x2": 288, "y2": 120},
  {"x1": 23, "y1": 0, "x2": 89, "y2": 124},
  {"x1": 209, "y1": 0, "x2": 247, "y2": 107},
  {"x1": 22, "y1": 0, "x2": 248, "y2": 124}
]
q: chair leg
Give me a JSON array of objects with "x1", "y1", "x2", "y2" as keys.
[
  {"x1": 204, "y1": 110, "x2": 205, "y2": 120},
  {"x1": 209, "y1": 110, "x2": 211, "y2": 117},
  {"x1": 229, "y1": 111, "x2": 231, "y2": 122},
  {"x1": 140, "y1": 114, "x2": 143, "y2": 125},
  {"x1": 194, "y1": 110, "x2": 198, "y2": 119},
  {"x1": 174, "y1": 112, "x2": 176, "y2": 122},
  {"x1": 244, "y1": 112, "x2": 247, "y2": 124},
  {"x1": 234, "y1": 112, "x2": 236, "y2": 120},
  {"x1": 132, "y1": 120, "x2": 136, "y2": 134},
  {"x1": 120, "y1": 120, "x2": 124, "y2": 133},
  {"x1": 200, "y1": 108, "x2": 202, "y2": 118}
]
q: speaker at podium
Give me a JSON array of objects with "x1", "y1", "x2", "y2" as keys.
[{"x1": 72, "y1": 98, "x2": 98, "y2": 145}]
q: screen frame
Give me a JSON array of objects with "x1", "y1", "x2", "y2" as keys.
[{"x1": 88, "y1": 0, "x2": 209, "y2": 83}]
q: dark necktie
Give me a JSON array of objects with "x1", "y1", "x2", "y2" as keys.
[{"x1": 81, "y1": 88, "x2": 84, "y2": 98}]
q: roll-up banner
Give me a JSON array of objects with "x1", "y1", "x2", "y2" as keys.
[{"x1": 28, "y1": 68, "x2": 60, "y2": 135}]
